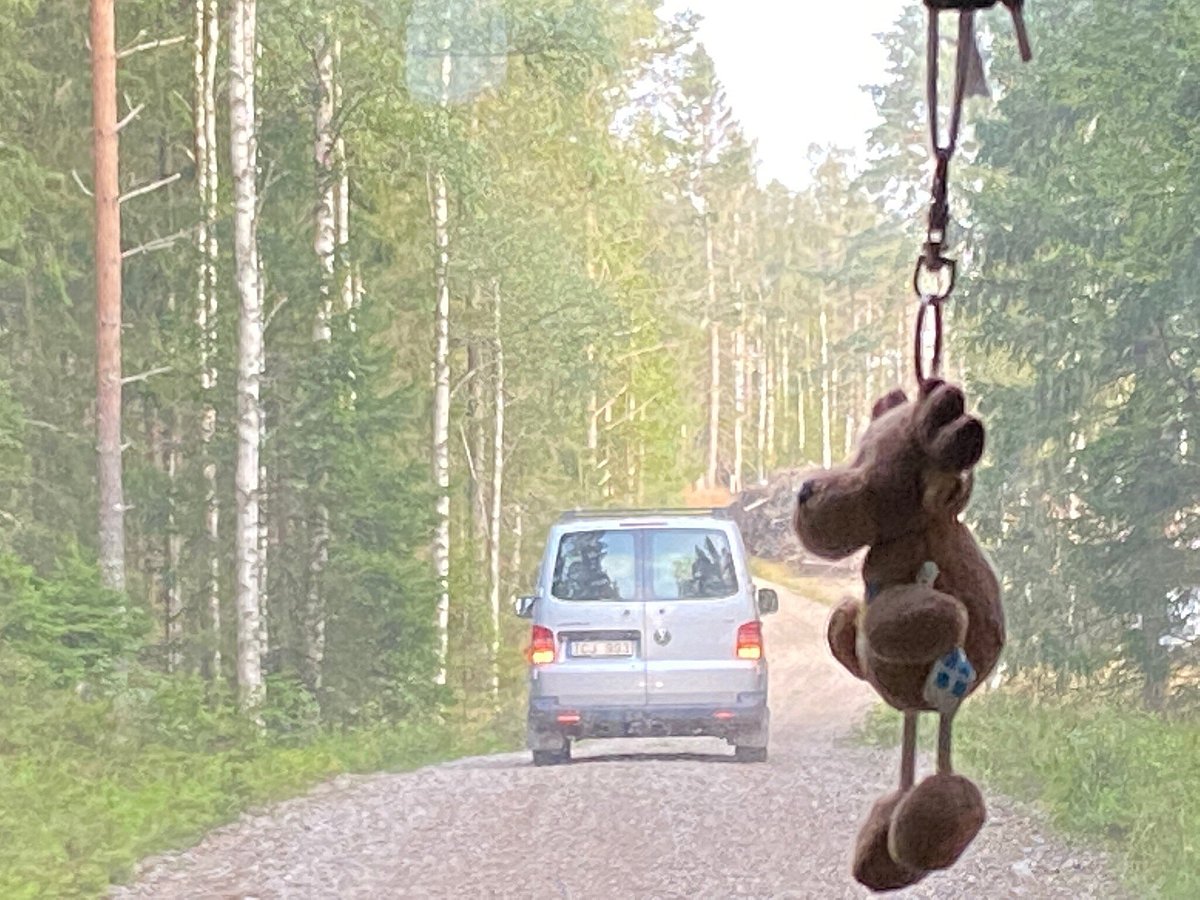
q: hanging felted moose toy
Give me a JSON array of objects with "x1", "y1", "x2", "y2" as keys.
[
  {"x1": 790, "y1": 2, "x2": 1031, "y2": 892},
  {"x1": 793, "y1": 379, "x2": 1003, "y2": 891}
]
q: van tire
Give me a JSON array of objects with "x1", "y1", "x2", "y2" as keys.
[
  {"x1": 532, "y1": 744, "x2": 571, "y2": 767},
  {"x1": 735, "y1": 745, "x2": 768, "y2": 763}
]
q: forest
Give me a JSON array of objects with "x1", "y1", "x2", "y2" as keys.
[{"x1": 0, "y1": 0, "x2": 1197, "y2": 894}]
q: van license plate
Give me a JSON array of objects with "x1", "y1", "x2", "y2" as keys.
[{"x1": 570, "y1": 640, "x2": 635, "y2": 658}]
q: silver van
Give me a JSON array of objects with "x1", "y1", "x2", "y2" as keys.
[{"x1": 513, "y1": 508, "x2": 778, "y2": 765}]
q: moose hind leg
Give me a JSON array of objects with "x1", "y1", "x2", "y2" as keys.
[
  {"x1": 827, "y1": 597, "x2": 865, "y2": 679},
  {"x1": 888, "y1": 712, "x2": 986, "y2": 871},
  {"x1": 863, "y1": 584, "x2": 967, "y2": 665}
]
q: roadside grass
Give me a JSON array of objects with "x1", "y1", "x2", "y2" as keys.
[
  {"x1": 857, "y1": 690, "x2": 1200, "y2": 898},
  {"x1": 749, "y1": 558, "x2": 858, "y2": 607},
  {"x1": 0, "y1": 684, "x2": 522, "y2": 899}
]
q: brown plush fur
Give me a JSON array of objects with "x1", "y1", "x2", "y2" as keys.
[
  {"x1": 793, "y1": 380, "x2": 1004, "y2": 709},
  {"x1": 889, "y1": 774, "x2": 987, "y2": 871},
  {"x1": 792, "y1": 379, "x2": 1004, "y2": 891},
  {"x1": 853, "y1": 792, "x2": 927, "y2": 891}
]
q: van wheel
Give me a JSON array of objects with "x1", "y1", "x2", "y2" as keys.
[
  {"x1": 735, "y1": 745, "x2": 768, "y2": 763},
  {"x1": 532, "y1": 743, "x2": 571, "y2": 767}
]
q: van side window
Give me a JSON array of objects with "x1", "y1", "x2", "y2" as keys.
[
  {"x1": 551, "y1": 531, "x2": 636, "y2": 601},
  {"x1": 649, "y1": 529, "x2": 738, "y2": 600}
]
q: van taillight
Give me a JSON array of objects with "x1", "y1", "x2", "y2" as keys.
[
  {"x1": 527, "y1": 625, "x2": 556, "y2": 665},
  {"x1": 736, "y1": 621, "x2": 763, "y2": 660}
]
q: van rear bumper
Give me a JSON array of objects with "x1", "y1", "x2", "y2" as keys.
[{"x1": 527, "y1": 692, "x2": 768, "y2": 747}]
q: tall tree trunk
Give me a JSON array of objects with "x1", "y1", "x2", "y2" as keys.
[
  {"x1": 313, "y1": 33, "x2": 336, "y2": 342},
  {"x1": 166, "y1": 406, "x2": 183, "y2": 672},
  {"x1": 729, "y1": 212, "x2": 744, "y2": 493},
  {"x1": 91, "y1": 0, "x2": 125, "y2": 591},
  {"x1": 430, "y1": 163, "x2": 451, "y2": 685},
  {"x1": 230, "y1": 0, "x2": 264, "y2": 709},
  {"x1": 303, "y1": 29, "x2": 337, "y2": 695},
  {"x1": 467, "y1": 283, "x2": 488, "y2": 559},
  {"x1": 255, "y1": 32, "x2": 270, "y2": 674},
  {"x1": 428, "y1": 32, "x2": 454, "y2": 688},
  {"x1": 796, "y1": 368, "x2": 806, "y2": 458},
  {"x1": 819, "y1": 301, "x2": 832, "y2": 469},
  {"x1": 863, "y1": 297, "x2": 876, "y2": 405},
  {"x1": 731, "y1": 312, "x2": 745, "y2": 494},
  {"x1": 707, "y1": 320, "x2": 721, "y2": 489},
  {"x1": 145, "y1": 406, "x2": 168, "y2": 665},
  {"x1": 779, "y1": 329, "x2": 790, "y2": 458},
  {"x1": 636, "y1": 413, "x2": 646, "y2": 505},
  {"x1": 158, "y1": 292, "x2": 185, "y2": 674},
  {"x1": 756, "y1": 316, "x2": 768, "y2": 483},
  {"x1": 625, "y1": 392, "x2": 639, "y2": 501},
  {"x1": 585, "y1": 345, "x2": 598, "y2": 494},
  {"x1": 704, "y1": 217, "x2": 720, "y2": 489},
  {"x1": 766, "y1": 327, "x2": 777, "y2": 471},
  {"x1": 600, "y1": 400, "x2": 614, "y2": 498},
  {"x1": 430, "y1": 203, "x2": 452, "y2": 679},
  {"x1": 333, "y1": 38, "x2": 355, "y2": 320},
  {"x1": 257, "y1": 292, "x2": 269, "y2": 666},
  {"x1": 487, "y1": 280, "x2": 505, "y2": 704},
  {"x1": 194, "y1": 0, "x2": 221, "y2": 680},
  {"x1": 584, "y1": 203, "x2": 599, "y2": 495},
  {"x1": 844, "y1": 381, "x2": 856, "y2": 458}
]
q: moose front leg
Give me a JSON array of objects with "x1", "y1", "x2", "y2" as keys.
[
  {"x1": 900, "y1": 710, "x2": 918, "y2": 791},
  {"x1": 887, "y1": 659, "x2": 987, "y2": 873},
  {"x1": 849, "y1": 710, "x2": 927, "y2": 892}
]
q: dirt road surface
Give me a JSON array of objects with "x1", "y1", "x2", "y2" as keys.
[{"x1": 113, "y1": 584, "x2": 1127, "y2": 899}]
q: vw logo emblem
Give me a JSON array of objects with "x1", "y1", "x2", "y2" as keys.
[{"x1": 653, "y1": 627, "x2": 671, "y2": 646}]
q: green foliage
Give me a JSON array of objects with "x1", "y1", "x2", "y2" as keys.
[
  {"x1": 952, "y1": 0, "x2": 1200, "y2": 698},
  {"x1": 860, "y1": 693, "x2": 1200, "y2": 898},
  {"x1": 0, "y1": 674, "x2": 515, "y2": 898},
  {"x1": 0, "y1": 550, "x2": 147, "y2": 688}
]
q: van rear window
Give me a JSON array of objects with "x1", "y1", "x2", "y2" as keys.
[
  {"x1": 551, "y1": 531, "x2": 636, "y2": 601},
  {"x1": 550, "y1": 528, "x2": 738, "y2": 601},
  {"x1": 649, "y1": 529, "x2": 738, "y2": 600}
]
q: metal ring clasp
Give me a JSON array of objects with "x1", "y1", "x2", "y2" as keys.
[{"x1": 913, "y1": 254, "x2": 957, "y2": 301}]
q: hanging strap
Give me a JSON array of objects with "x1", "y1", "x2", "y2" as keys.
[
  {"x1": 913, "y1": 2, "x2": 1033, "y2": 387},
  {"x1": 925, "y1": 1, "x2": 1033, "y2": 62}
]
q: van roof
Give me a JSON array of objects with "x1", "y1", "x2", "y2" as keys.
[
  {"x1": 556, "y1": 507, "x2": 730, "y2": 522},
  {"x1": 552, "y1": 508, "x2": 739, "y2": 534}
]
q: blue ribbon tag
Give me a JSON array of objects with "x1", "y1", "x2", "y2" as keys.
[{"x1": 924, "y1": 646, "x2": 976, "y2": 715}]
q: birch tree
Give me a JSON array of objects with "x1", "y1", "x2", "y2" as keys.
[
  {"x1": 487, "y1": 279, "x2": 505, "y2": 703},
  {"x1": 230, "y1": 0, "x2": 263, "y2": 708},
  {"x1": 467, "y1": 282, "x2": 489, "y2": 558},
  {"x1": 704, "y1": 219, "x2": 720, "y2": 489},
  {"x1": 755, "y1": 322, "x2": 768, "y2": 482},
  {"x1": 193, "y1": 0, "x2": 221, "y2": 678},
  {"x1": 430, "y1": 52, "x2": 453, "y2": 687},
  {"x1": 818, "y1": 300, "x2": 832, "y2": 469},
  {"x1": 302, "y1": 25, "x2": 337, "y2": 694},
  {"x1": 730, "y1": 312, "x2": 745, "y2": 494}
]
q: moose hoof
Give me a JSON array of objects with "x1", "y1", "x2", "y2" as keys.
[
  {"x1": 888, "y1": 773, "x2": 986, "y2": 871},
  {"x1": 852, "y1": 791, "x2": 927, "y2": 892}
]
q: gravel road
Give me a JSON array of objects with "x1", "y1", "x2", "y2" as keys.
[{"x1": 113, "y1": 584, "x2": 1128, "y2": 899}]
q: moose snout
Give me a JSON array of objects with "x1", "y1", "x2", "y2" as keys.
[{"x1": 796, "y1": 480, "x2": 815, "y2": 505}]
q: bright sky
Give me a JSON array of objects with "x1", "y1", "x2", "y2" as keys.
[{"x1": 660, "y1": 0, "x2": 909, "y2": 188}]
